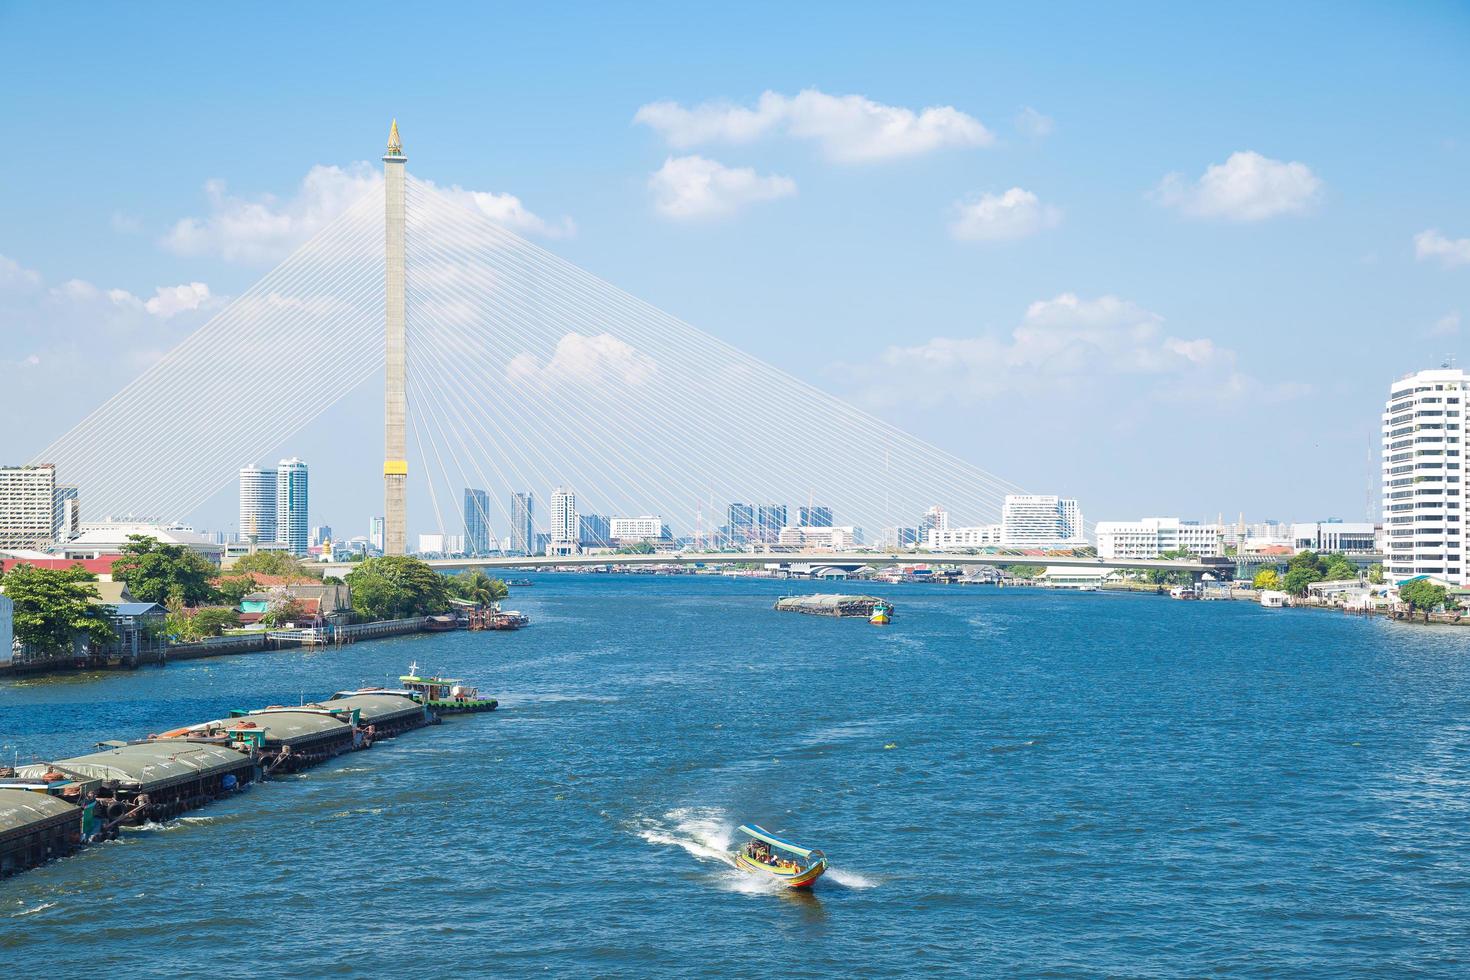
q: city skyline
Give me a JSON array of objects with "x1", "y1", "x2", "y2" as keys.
[{"x1": 3, "y1": 4, "x2": 1467, "y2": 536}]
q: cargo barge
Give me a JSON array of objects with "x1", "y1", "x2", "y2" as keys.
[
  {"x1": 0, "y1": 682, "x2": 486, "y2": 879},
  {"x1": 774, "y1": 594, "x2": 896, "y2": 621}
]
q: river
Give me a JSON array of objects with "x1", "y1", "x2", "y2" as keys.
[{"x1": 2, "y1": 576, "x2": 1468, "y2": 976}]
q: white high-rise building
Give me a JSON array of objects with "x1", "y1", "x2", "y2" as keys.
[
  {"x1": 238, "y1": 464, "x2": 277, "y2": 544},
  {"x1": 0, "y1": 464, "x2": 61, "y2": 549},
  {"x1": 1096, "y1": 518, "x2": 1223, "y2": 559},
  {"x1": 1383, "y1": 368, "x2": 1469, "y2": 584},
  {"x1": 549, "y1": 486, "x2": 578, "y2": 555},
  {"x1": 609, "y1": 516, "x2": 666, "y2": 542},
  {"x1": 275, "y1": 457, "x2": 309, "y2": 556},
  {"x1": 1002, "y1": 494, "x2": 1086, "y2": 547},
  {"x1": 369, "y1": 516, "x2": 385, "y2": 553}
]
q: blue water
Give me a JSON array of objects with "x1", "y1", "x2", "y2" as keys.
[{"x1": 2, "y1": 576, "x2": 1469, "y2": 976}]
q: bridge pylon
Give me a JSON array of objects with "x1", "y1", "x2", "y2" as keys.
[{"x1": 383, "y1": 119, "x2": 408, "y2": 555}]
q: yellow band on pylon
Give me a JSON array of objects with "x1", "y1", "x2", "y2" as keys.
[{"x1": 384, "y1": 460, "x2": 408, "y2": 475}]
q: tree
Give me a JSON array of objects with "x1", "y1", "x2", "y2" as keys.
[
  {"x1": 1283, "y1": 565, "x2": 1324, "y2": 597},
  {"x1": 192, "y1": 606, "x2": 241, "y2": 637},
  {"x1": 228, "y1": 550, "x2": 321, "y2": 580},
  {"x1": 447, "y1": 569, "x2": 507, "y2": 606},
  {"x1": 1253, "y1": 568, "x2": 1281, "y2": 590},
  {"x1": 616, "y1": 540, "x2": 656, "y2": 555},
  {"x1": 2, "y1": 563, "x2": 116, "y2": 654},
  {"x1": 345, "y1": 556, "x2": 450, "y2": 621},
  {"x1": 260, "y1": 588, "x2": 307, "y2": 628},
  {"x1": 1004, "y1": 564, "x2": 1044, "y2": 580},
  {"x1": 1146, "y1": 548, "x2": 1196, "y2": 586},
  {"x1": 1400, "y1": 579, "x2": 1454, "y2": 613},
  {"x1": 1368, "y1": 564, "x2": 1385, "y2": 585},
  {"x1": 1320, "y1": 553, "x2": 1360, "y2": 582},
  {"x1": 111, "y1": 535, "x2": 220, "y2": 606},
  {"x1": 216, "y1": 574, "x2": 260, "y2": 607}
]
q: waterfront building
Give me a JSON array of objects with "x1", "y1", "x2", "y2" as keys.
[
  {"x1": 799, "y1": 505, "x2": 833, "y2": 528},
  {"x1": 756, "y1": 505, "x2": 787, "y2": 544},
  {"x1": 1291, "y1": 521, "x2": 1378, "y2": 555},
  {"x1": 275, "y1": 457, "x2": 309, "y2": 556},
  {"x1": 0, "y1": 464, "x2": 62, "y2": 550},
  {"x1": 1096, "y1": 517, "x2": 1223, "y2": 559},
  {"x1": 1382, "y1": 367, "x2": 1470, "y2": 584},
  {"x1": 369, "y1": 516, "x2": 385, "y2": 553},
  {"x1": 549, "y1": 487, "x2": 578, "y2": 556},
  {"x1": 610, "y1": 516, "x2": 666, "y2": 543},
  {"x1": 238, "y1": 464, "x2": 277, "y2": 544},
  {"x1": 511, "y1": 492, "x2": 534, "y2": 555},
  {"x1": 1002, "y1": 494, "x2": 1086, "y2": 547},
  {"x1": 464, "y1": 488, "x2": 492, "y2": 556},
  {"x1": 926, "y1": 524, "x2": 1003, "y2": 549},
  {"x1": 727, "y1": 503, "x2": 754, "y2": 545},
  {"x1": 778, "y1": 525, "x2": 857, "y2": 549},
  {"x1": 578, "y1": 513, "x2": 611, "y2": 549}
]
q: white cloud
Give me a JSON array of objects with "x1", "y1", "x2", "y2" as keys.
[
  {"x1": 163, "y1": 163, "x2": 572, "y2": 264},
  {"x1": 1153, "y1": 151, "x2": 1322, "y2": 221},
  {"x1": 648, "y1": 155, "x2": 796, "y2": 220},
  {"x1": 1414, "y1": 229, "x2": 1470, "y2": 268},
  {"x1": 1015, "y1": 106, "x2": 1054, "y2": 138},
  {"x1": 635, "y1": 88, "x2": 992, "y2": 163},
  {"x1": 1429, "y1": 312, "x2": 1462, "y2": 338},
  {"x1": 0, "y1": 254, "x2": 42, "y2": 290},
  {"x1": 949, "y1": 187, "x2": 1061, "y2": 241},
  {"x1": 507, "y1": 333, "x2": 657, "y2": 388},
  {"x1": 846, "y1": 293, "x2": 1270, "y2": 408}
]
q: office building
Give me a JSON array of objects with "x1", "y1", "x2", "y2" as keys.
[
  {"x1": 756, "y1": 504, "x2": 787, "y2": 544},
  {"x1": 881, "y1": 526, "x2": 918, "y2": 548},
  {"x1": 511, "y1": 492, "x2": 534, "y2": 555},
  {"x1": 1001, "y1": 494, "x2": 1086, "y2": 547},
  {"x1": 610, "y1": 516, "x2": 666, "y2": 542},
  {"x1": 464, "y1": 488, "x2": 492, "y2": 556},
  {"x1": 1383, "y1": 367, "x2": 1469, "y2": 583},
  {"x1": 579, "y1": 514, "x2": 611, "y2": 549},
  {"x1": 238, "y1": 464, "x2": 277, "y2": 544},
  {"x1": 0, "y1": 464, "x2": 60, "y2": 550},
  {"x1": 927, "y1": 524, "x2": 1003, "y2": 549},
  {"x1": 1095, "y1": 518, "x2": 1223, "y2": 560},
  {"x1": 919, "y1": 505, "x2": 950, "y2": 539},
  {"x1": 53, "y1": 486, "x2": 79, "y2": 542},
  {"x1": 1291, "y1": 521, "x2": 1378, "y2": 555},
  {"x1": 799, "y1": 505, "x2": 833, "y2": 528},
  {"x1": 549, "y1": 486, "x2": 578, "y2": 555},
  {"x1": 777, "y1": 525, "x2": 857, "y2": 549},
  {"x1": 311, "y1": 525, "x2": 333, "y2": 548},
  {"x1": 416, "y1": 532, "x2": 462, "y2": 556},
  {"x1": 727, "y1": 503, "x2": 754, "y2": 545},
  {"x1": 369, "y1": 516, "x2": 385, "y2": 553},
  {"x1": 275, "y1": 457, "x2": 309, "y2": 556}
]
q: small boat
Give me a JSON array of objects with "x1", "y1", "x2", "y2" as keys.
[
  {"x1": 399, "y1": 662, "x2": 498, "y2": 713},
  {"x1": 869, "y1": 600, "x2": 894, "y2": 625},
  {"x1": 733, "y1": 823, "x2": 827, "y2": 889}
]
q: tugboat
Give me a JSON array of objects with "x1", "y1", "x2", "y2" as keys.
[
  {"x1": 399, "y1": 663, "x2": 498, "y2": 714},
  {"x1": 869, "y1": 599, "x2": 894, "y2": 625}
]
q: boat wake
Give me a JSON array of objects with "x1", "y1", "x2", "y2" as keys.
[
  {"x1": 825, "y1": 868, "x2": 877, "y2": 889},
  {"x1": 634, "y1": 807, "x2": 737, "y2": 868}
]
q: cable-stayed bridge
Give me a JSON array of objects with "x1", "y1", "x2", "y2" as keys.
[{"x1": 28, "y1": 122, "x2": 1192, "y2": 574}]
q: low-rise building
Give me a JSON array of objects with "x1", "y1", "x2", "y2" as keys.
[
  {"x1": 609, "y1": 516, "x2": 666, "y2": 543},
  {"x1": 61, "y1": 522, "x2": 223, "y2": 563},
  {"x1": 925, "y1": 525, "x2": 1002, "y2": 549},
  {"x1": 1096, "y1": 517, "x2": 1224, "y2": 559},
  {"x1": 1291, "y1": 521, "x2": 1378, "y2": 554},
  {"x1": 776, "y1": 525, "x2": 858, "y2": 549}
]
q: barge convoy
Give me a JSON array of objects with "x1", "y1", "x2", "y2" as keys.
[
  {"x1": 774, "y1": 594, "x2": 896, "y2": 624},
  {"x1": 0, "y1": 672, "x2": 493, "y2": 879}
]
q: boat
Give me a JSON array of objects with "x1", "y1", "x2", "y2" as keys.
[
  {"x1": 732, "y1": 823, "x2": 828, "y2": 889},
  {"x1": 487, "y1": 608, "x2": 529, "y2": 630},
  {"x1": 869, "y1": 600, "x2": 894, "y2": 625},
  {"x1": 399, "y1": 662, "x2": 498, "y2": 713},
  {"x1": 505, "y1": 579, "x2": 534, "y2": 587},
  {"x1": 774, "y1": 594, "x2": 895, "y2": 620}
]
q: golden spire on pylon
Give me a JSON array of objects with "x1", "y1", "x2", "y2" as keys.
[{"x1": 387, "y1": 118, "x2": 403, "y2": 157}]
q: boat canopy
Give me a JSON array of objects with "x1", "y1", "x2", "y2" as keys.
[{"x1": 737, "y1": 823, "x2": 816, "y2": 859}]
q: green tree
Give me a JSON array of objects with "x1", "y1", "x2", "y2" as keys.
[
  {"x1": 616, "y1": 540, "x2": 656, "y2": 555},
  {"x1": 1400, "y1": 579, "x2": 1454, "y2": 612},
  {"x1": 1253, "y1": 568, "x2": 1281, "y2": 590},
  {"x1": 259, "y1": 589, "x2": 307, "y2": 628},
  {"x1": 2, "y1": 563, "x2": 116, "y2": 654},
  {"x1": 216, "y1": 574, "x2": 260, "y2": 607},
  {"x1": 1283, "y1": 565, "x2": 1324, "y2": 597},
  {"x1": 345, "y1": 556, "x2": 450, "y2": 621},
  {"x1": 1004, "y1": 563, "x2": 1045, "y2": 580},
  {"x1": 447, "y1": 569, "x2": 507, "y2": 605},
  {"x1": 1146, "y1": 548, "x2": 1196, "y2": 585},
  {"x1": 191, "y1": 606, "x2": 241, "y2": 637},
  {"x1": 1368, "y1": 564, "x2": 1385, "y2": 585},
  {"x1": 1320, "y1": 553, "x2": 1360, "y2": 582},
  {"x1": 111, "y1": 535, "x2": 220, "y2": 606},
  {"x1": 228, "y1": 550, "x2": 321, "y2": 580}
]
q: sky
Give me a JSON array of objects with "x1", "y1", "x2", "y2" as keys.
[{"x1": 2, "y1": 1, "x2": 1469, "y2": 539}]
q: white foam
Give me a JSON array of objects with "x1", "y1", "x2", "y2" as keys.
[
  {"x1": 635, "y1": 807, "x2": 737, "y2": 866},
  {"x1": 826, "y1": 867, "x2": 878, "y2": 889},
  {"x1": 13, "y1": 901, "x2": 57, "y2": 917}
]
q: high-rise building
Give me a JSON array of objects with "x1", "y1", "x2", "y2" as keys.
[
  {"x1": 727, "y1": 503, "x2": 754, "y2": 545},
  {"x1": 919, "y1": 505, "x2": 950, "y2": 539},
  {"x1": 275, "y1": 457, "x2": 309, "y2": 556},
  {"x1": 609, "y1": 516, "x2": 666, "y2": 542},
  {"x1": 549, "y1": 487, "x2": 578, "y2": 555},
  {"x1": 510, "y1": 492, "x2": 534, "y2": 555},
  {"x1": 799, "y1": 505, "x2": 833, "y2": 528},
  {"x1": 1383, "y1": 367, "x2": 1470, "y2": 584},
  {"x1": 311, "y1": 525, "x2": 333, "y2": 548},
  {"x1": 464, "y1": 488, "x2": 492, "y2": 556},
  {"x1": 578, "y1": 514, "x2": 611, "y2": 549},
  {"x1": 238, "y1": 464, "x2": 277, "y2": 544},
  {"x1": 756, "y1": 504, "x2": 787, "y2": 544},
  {"x1": 53, "y1": 485, "x2": 79, "y2": 542},
  {"x1": 369, "y1": 516, "x2": 385, "y2": 553},
  {"x1": 0, "y1": 464, "x2": 60, "y2": 549},
  {"x1": 1001, "y1": 494, "x2": 1086, "y2": 547}
]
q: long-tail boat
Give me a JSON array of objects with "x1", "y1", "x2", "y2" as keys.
[{"x1": 733, "y1": 823, "x2": 828, "y2": 889}]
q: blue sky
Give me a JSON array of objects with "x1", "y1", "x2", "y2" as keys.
[{"x1": 3, "y1": 1, "x2": 1469, "y2": 537}]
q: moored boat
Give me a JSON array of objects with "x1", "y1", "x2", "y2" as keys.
[{"x1": 733, "y1": 823, "x2": 827, "y2": 889}]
